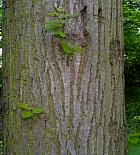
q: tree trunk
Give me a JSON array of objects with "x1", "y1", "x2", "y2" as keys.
[{"x1": 2, "y1": 0, "x2": 126, "y2": 154}]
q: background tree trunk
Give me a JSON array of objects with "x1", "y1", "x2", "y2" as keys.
[{"x1": 2, "y1": 0, "x2": 126, "y2": 154}]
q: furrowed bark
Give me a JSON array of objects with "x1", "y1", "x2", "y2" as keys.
[{"x1": 2, "y1": 0, "x2": 126, "y2": 154}]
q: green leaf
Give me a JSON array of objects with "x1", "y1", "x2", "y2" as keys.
[
  {"x1": 19, "y1": 103, "x2": 29, "y2": 110},
  {"x1": 60, "y1": 14, "x2": 71, "y2": 20},
  {"x1": 21, "y1": 111, "x2": 33, "y2": 120},
  {"x1": 54, "y1": 31, "x2": 66, "y2": 38},
  {"x1": 32, "y1": 107, "x2": 44, "y2": 114},
  {"x1": 58, "y1": 18, "x2": 66, "y2": 24},
  {"x1": 48, "y1": 12, "x2": 59, "y2": 17},
  {"x1": 47, "y1": 21, "x2": 62, "y2": 27},
  {"x1": 45, "y1": 21, "x2": 63, "y2": 32},
  {"x1": 61, "y1": 42, "x2": 74, "y2": 54},
  {"x1": 73, "y1": 45, "x2": 82, "y2": 53},
  {"x1": 60, "y1": 13, "x2": 78, "y2": 20},
  {"x1": 45, "y1": 25, "x2": 58, "y2": 32},
  {"x1": 56, "y1": 8, "x2": 65, "y2": 13}
]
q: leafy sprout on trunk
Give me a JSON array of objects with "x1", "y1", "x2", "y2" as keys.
[{"x1": 45, "y1": 6, "x2": 81, "y2": 56}]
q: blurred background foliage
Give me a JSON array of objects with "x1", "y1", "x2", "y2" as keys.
[
  {"x1": 124, "y1": 0, "x2": 140, "y2": 87},
  {"x1": 0, "y1": 0, "x2": 2, "y2": 90},
  {"x1": 124, "y1": 0, "x2": 140, "y2": 154},
  {"x1": 124, "y1": 0, "x2": 140, "y2": 133}
]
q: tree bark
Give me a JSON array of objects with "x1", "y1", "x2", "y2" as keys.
[{"x1": 2, "y1": 0, "x2": 126, "y2": 154}]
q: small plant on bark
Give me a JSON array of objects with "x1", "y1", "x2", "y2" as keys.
[
  {"x1": 45, "y1": 6, "x2": 81, "y2": 56},
  {"x1": 19, "y1": 103, "x2": 44, "y2": 120}
]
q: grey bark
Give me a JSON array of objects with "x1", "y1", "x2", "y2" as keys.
[{"x1": 2, "y1": 0, "x2": 126, "y2": 155}]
